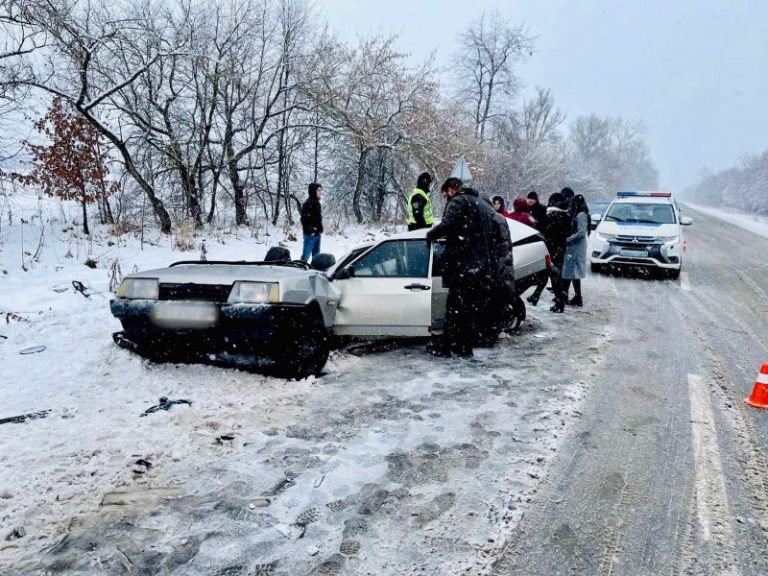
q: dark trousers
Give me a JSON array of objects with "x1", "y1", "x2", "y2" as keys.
[
  {"x1": 549, "y1": 262, "x2": 567, "y2": 304},
  {"x1": 444, "y1": 276, "x2": 491, "y2": 355}
]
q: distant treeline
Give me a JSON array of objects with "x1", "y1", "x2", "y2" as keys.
[{"x1": 682, "y1": 151, "x2": 768, "y2": 215}]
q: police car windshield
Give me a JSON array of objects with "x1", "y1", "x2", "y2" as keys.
[{"x1": 604, "y1": 203, "x2": 675, "y2": 224}]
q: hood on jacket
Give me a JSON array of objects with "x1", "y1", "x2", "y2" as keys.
[{"x1": 512, "y1": 197, "x2": 529, "y2": 212}]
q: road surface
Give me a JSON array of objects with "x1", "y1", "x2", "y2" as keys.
[{"x1": 491, "y1": 206, "x2": 768, "y2": 576}]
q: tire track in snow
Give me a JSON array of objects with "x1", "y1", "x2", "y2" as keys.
[{"x1": 687, "y1": 373, "x2": 741, "y2": 575}]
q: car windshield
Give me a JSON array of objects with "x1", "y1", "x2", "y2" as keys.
[{"x1": 604, "y1": 203, "x2": 675, "y2": 224}]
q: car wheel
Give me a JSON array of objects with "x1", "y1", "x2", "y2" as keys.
[
  {"x1": 274, "y1": 310, "x2": 330, "y2": 379},
  {"x1": 590, "y1": 262, "x2": 602, "y2": 274},
  {"x1": 667, "y1": 268, "x2": 681, "y2": 280}
]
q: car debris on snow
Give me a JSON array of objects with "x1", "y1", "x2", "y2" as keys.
[
  {"x1": 18, "y1": 345, "x2": 46, "y2": 355},
  {"x1": 72, "y1": 280, "x2": 90, "y2": 297},
  {"x1": 5, "y1": 527, "x2": 26, "y2": 541},
  {"x1": 140, "y1": 396, "x2": 192, "y2": 417},
  {"x1": 0, "y1": 409, "x2": 51, "y2": 426}
]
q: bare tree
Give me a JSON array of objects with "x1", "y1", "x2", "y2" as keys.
[
  {"x1": 453, "y1": 11, "x2": 533, "y2": 142},
  {"x1": 310, "y1": 35, "x2": 440, "y2": 223},
  {"x1": 567, "y1": 114, "x2": 658, "y2": 196},
  {"x1": 1, "y1": 0, "x2": 176, "y2": 232}
]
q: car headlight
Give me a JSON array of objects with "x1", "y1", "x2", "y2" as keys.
[
  {"x1": 227, "y1": 281, "x2": 279, "y2": 304},
  {"x1": 595, "y1": 231, "x2": 615, "y2": 242},
  {"x1": 658, "y1": 235, "x2": 680, "y2": 244},
  {"x1": 116, "y1": 278, "x2": 159, "y2": 299}
]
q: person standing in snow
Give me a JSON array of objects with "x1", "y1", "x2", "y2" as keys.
[
  {"x1": 300, "y1": 183, "x2": 324, "y2": 263},
  {"x1": 560, "y1": 186, "x2": 576, "y2": 214},
  {"x1": 526, "y1": 191, "x2": 547, "y2": 227},
  {"x1": 426, "y1": 179, "x2": 493, "y2": 357},
  {"x1": 508, "y1": 196, "x2": 538, "y2": 228},
  {"x1": 540, "y1": 192, "x2": 572, "y2": 313},
  {"x1": 406, "y1": 172, "x2": 435, "y2": 231},
  {"x1": 562, "y1": 194, "x2": 589, "y2": 306},
  {"x1": 484, "y1": 198, "x2": 517, "y2": 341},
  {"x1": 492, "y1": 195, "x2": 512, "y2": 218}
]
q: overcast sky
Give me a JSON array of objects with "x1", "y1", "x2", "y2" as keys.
[{"x1": 321, "y1": 0, "x2": 768, "y2": 191}]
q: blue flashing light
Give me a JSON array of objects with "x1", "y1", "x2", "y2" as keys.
[{"x1": 616, "y1": 191, "x2": 671, "y2": 198}]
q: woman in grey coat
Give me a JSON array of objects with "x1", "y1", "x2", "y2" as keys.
[{"x1": 562, "y1": 194, "x2": 589, "y2": 306}]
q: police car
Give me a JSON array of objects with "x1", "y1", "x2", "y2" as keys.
[{"x1": 590, "y1": 191, "x2": 693, "y2": 278}]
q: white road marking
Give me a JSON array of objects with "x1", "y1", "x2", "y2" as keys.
[
  {"x1": 680, "y1": 271, "x2": 691, "y2": 291},
  {"x1": 687, "y1": 373, "x2": 742, "y2": 575}
]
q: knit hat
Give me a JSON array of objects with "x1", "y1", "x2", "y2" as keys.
[{"x1": 416, "y1": 172, "x2": 433, "y2": 191}]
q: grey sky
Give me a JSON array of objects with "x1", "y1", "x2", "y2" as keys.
[{"x1": 321, "y1": 0, "x2": 768, "y2": 191}]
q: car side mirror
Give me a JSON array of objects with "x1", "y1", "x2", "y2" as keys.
[
  {"x1": 334, "y1": 265, "x2": 355, "y2": 280},
  {"x1": 591, "y1": 213, "x2": 602, "y2": 223},
  {"x1": 311, "y1": 253, "x2": 336, "y2": 271},
  {"x1": 680, "y1": 216, "x2": 693, "y2": 226}
]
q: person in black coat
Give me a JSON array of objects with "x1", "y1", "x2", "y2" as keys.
[
  {"x1": 300, "y1": 183, "x2": 324, "y2": 263},
  {"x1": 541, "y1": 192, "x2": 572, "y2": 313},
  {"x1": 526, "y1": 191, "x2": 547, "y2": 228},
  {"x1": 484, "y1": 202, "x2": 517, "y2": 340},
  {"x1": 426, "y1": 179, "x2": 494, "y2": 357}
]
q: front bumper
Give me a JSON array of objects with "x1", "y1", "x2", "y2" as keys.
[
  {"x1": 110, "y1": 299, "x2": 310, "y2": 354},
  {"x1": 590, "y1": 238, "x2": 683, "y2": 270}
]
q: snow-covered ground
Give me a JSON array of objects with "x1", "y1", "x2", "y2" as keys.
[{"x1": 1, "y1": 191, "x2": 613, "y2": 575}]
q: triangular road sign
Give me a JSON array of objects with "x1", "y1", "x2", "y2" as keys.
[{"x1": 450, "y1": 155, "x2": 472, "y2": 181}]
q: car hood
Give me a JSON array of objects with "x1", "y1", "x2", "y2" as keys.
[
  {"x1": 124, "y1": 263, "x2": 316, "y2": 284},
  {"x1": 598, "y1": 222, "x2": 680, "y2": 238}
]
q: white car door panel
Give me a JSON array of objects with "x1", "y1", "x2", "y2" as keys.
[{"x1": 332, "y1": 240, "x2": 432, "y2": 336}]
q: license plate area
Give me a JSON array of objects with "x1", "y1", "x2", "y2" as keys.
[
  {"x1": 150, "y1": 302, "x2": 220, "y2": 329},
  {"x1": 620, "y1": 249, "x2": 647, "y2": 257}
]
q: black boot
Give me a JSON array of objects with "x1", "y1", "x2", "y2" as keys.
[
  {"x1": 550, "y1": 298, "x2": 565, "y2": 313},
  {"x1": 527, "y1": 293, "x2": 539, "y2": 306},
  {"x1": 567, "y1": 295, "x2": 583, "y2": 307}
]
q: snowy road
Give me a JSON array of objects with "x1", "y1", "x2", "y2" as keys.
[
  {"x1": 2, "y1": 206, "x2": 768, "y2": 575},
  {"x1": 1, "y1": 219, "x2": 610, "y2": 575},
  {"x1": 491, "y1": 206, "x2": 768, "y2": 576}
]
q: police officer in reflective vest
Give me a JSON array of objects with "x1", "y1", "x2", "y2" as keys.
[{"x1": 407, "y1": 172, "x2": 434, "y2": 231}]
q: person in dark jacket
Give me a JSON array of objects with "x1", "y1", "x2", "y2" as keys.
[
  {"x1": 492, "y1": 195, "x2": 512, "y2": 218},
  {"x1": 560, "y1": 186, "x2": 575, "y2": 213},
  {"x1": 300, "y1": 183, "x2": 324, "y2": 263},
  {"x1": 541, "y1": 192, "x2": 572, "y2": 313},
  {"x1": 509, "y1": 196, "x2": 538, "y2": 228},
  {"x1": 407, "y1": 172, "x2": 434, "y2": 231},
  {"x1": 426, "y1": 179, "x2": 493, "y2": 357},
  {"x1": 484, "y1": 201, "x2": 517, "y2": 340},
  {"x1": 526, "y1": 191, "x2": 547, "y2": 227}
]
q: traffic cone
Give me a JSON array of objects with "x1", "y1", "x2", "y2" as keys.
[{"x1": 744, "y1": 363, "x2": 768, "y2": 409}]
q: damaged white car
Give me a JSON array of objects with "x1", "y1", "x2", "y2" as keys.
[{"x1": 111, "y1": 220, "x2": 549, "y2": 378}]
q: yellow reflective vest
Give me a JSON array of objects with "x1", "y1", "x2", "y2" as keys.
[{"x1": 407, "y1": 188, "x2": 434, "y2": 225}]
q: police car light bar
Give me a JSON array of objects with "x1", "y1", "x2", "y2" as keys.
[{"x1": 616, "y1": 191, "x2": 672, "y2": 198}]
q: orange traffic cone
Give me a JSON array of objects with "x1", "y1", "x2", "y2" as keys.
[{"x1": 744, "y1": 363, "x2": 768, "y2": 409}]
